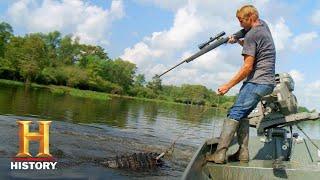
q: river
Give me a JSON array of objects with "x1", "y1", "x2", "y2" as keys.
[{"x1": 0, "y1": 84, "x2": 319, "y2": 179}]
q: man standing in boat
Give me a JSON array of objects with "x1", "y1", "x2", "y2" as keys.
[{"x1": 206, "y1": 5, "x2": 276, "y2": 163}]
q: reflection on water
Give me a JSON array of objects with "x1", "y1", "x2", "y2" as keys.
[{"x1": 0, "y1": 85, "x2": 222, "y2": 147}]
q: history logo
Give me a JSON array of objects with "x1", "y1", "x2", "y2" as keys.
[{"x1": 11, "y1": 121, "x2": 57, "y2": 170}]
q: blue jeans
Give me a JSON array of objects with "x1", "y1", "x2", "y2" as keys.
[{"x1": 227, "y1": 82, "x2": 274, "y2": 121}]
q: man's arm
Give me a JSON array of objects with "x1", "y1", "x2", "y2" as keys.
[{"x1": 218, "y1": 55, "x2": 255, "y2": 95}]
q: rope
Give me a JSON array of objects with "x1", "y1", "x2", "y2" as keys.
[
  {"x1": 296, "y1": 124, "x2": 320, "y2": 150},
  {"x1": 303, "y1": 138, "x2": 314, "y2": 162},
  {"x1": 156, "y1": 128, "x2": 189, "y2": 160},
  {"x1": 157, "y1": 96, "x2": 220, "y2": 160}
]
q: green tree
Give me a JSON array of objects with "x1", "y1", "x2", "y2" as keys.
[
  {"x1": 62, "y1": 66, "x2": 88, "y2": 88},
  {"x1": 79, "y1": 44, "x2": 109, "y2": 60},
  {"x1": 19, "y1": 34, "x2": 48, "y2": 84},
  {"x1": 180, "y1": 84, "x2": 208, "y2": 105},
  {"x1": 41, "y1": 31, "x2": 62, "y2": 66},
  {"x1": 0, "y1": 22, "x2": 13, "y2": 58},
  {"x1": 298, "y1": 106, "x2": 310, "y2": 113},
  {"x1": 147, "y1": 75, "x2": 162, "y2": 94},
  {"x1": 58, "y1": 35, "x2": 80, "y2": 65},
  {"x1": 2, "y1": 36, "x2": 25, "y2": 80},
  {"x1": 134, "y1": 74, "x2": 146, "y2": 87},
  {"x1": 98, "y1": 58, "x2": 136, "y2": 92}
]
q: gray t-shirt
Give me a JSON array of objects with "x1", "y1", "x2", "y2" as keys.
[{"x1": 242, "y1": 19, "x2": 276, "y2": 85}]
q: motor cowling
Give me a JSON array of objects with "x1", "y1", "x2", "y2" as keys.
[{"x1": 271, "y1": 73, "x2": 298, "y2": 115}]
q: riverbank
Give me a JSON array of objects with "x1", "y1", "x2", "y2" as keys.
[{"x1": 0, "y1": 79, "x2": 227, "y2": 111}]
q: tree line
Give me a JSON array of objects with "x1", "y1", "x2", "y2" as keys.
[{"x1": 0, "y1": 21, "x2": 260, "y2": 109}]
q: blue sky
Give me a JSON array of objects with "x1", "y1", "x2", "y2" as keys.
[{"x1": 0, "y1": 0, "x2": 320, "y2": 111}]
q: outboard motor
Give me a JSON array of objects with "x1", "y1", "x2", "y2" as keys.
[
  {"x1": 247, "y1": 73, "x2": 298, "y2": 125},
  {"x1": 246, "y1": 73, "x2": 319, "y2": 161},
  {"x1": 273, "y1": 73, "x2": 298, "y2": 115}
]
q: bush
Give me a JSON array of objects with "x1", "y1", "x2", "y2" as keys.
[
  {"x1": 63, "y1": 66, "x2": 89, "y2": 88},
  {"x1": 129, "y1": 86, "x2": 157, "y2": 99},
  {"x1": 35, "y1": 67, "x2": 68, "y2": 85},
  {"x1": 88, "y1": 76, "x2": 123, "y2": 94},
  {"x1": 36, "y1": 67, "x2": 57, "y2": 85},
  {"x1": 0, "y1": 58, "x2": 17, "y2": 80}
]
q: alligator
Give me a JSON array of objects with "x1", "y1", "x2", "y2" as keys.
[{"x1": 100, "y1": 152, "x2": 164, "y2": 170}]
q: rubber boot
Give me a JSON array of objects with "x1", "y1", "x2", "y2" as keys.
[
  {"x1": 206, "y1": 118, "x2": 239, "y2": 164},
  {"x1": 228, "y1": 119, "x2": 249, "y2": 162}
]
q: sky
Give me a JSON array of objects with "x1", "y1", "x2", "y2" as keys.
[{"x1": 0, "y1": 0, "x2": 320, "y2": 111}]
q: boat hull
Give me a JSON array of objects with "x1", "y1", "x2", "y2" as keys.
[{"x1": 182, "y1": 137, "x2": 320, "y2": 180}]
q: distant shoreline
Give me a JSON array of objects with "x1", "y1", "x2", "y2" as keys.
[{"x1": 0, "y1": 79, "x2": 228, "y2": 110}]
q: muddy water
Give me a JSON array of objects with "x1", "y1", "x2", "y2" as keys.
[{"x1": 0, "y1": 84, "x2": 319, "y2": 179}]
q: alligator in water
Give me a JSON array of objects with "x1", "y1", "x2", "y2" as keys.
[{"x1": 100, "y1": 152, "x2": 164, "y2": 170}]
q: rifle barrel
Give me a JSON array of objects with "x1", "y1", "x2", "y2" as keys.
[
  {"x1": 158, "y1": 29, "x2": 247, "y2": 77},
  {"x1": 158, "y1": 60, "x2": 186, "y2": 77},
  {"x1": 158, "y1": 38, "x2": 228, "y2": 78}
]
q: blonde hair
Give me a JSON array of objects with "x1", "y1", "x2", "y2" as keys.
[{"x1": 236, "y1": 5, "x2": 259, "y2": 20}]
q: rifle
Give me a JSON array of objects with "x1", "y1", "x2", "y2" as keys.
[{"x1": 158, "y1": 29, "x2": 247, "y2": 77}]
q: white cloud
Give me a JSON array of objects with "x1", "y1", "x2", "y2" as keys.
[
  {"x1": 292, "y1": 32, "x2": 318, "y2": 51},
  {"x1": 268, "y1": 17, "x2": 293, "y2": 52},
  {"x1": 298, "y1": 80, "x2": 320, "y2": 111},
  {"x1": 121, "y1": 3, "x2": 204, "y2": 74},
  {"x1": 289, "y1": 70, "x2": 304, "y2": 83},
  {"x1": 109, "y1": 0, "x2": 125, "y2": 19},
  {"x1": 307, "y1": 80, "x2": 320, "y2": 90},
  {"x1": 291, "y1": 77, "x2": 320, "y2": 111},
  {"x1": 7, "y1": 0, "x2": 124, "y2": 45},
  {"x1": 135, "y1": 0, "x2": 186, "y2": 11},
  {"x1": 311, "y1": 9, "x2": 320, "y2": 26},
  {"x1": 148, "y1": 6, "x2": 203, "y2": 50},
  {"x1": 121, "y1": 42, "x2": 163, "y2": 66}
]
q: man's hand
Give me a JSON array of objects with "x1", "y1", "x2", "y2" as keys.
[
  {"x1": 228, "y1": 35, "x2": 237, "y2": 44},
  {"x1": 218, "y1": 55, "x2": 254, "y2": 96},
  {"x1": 228, "y1": 35, "x2": 244, "y2": 46},
  {"x1": 218, "y1": 84, "x2": 231, "y2": 95}
]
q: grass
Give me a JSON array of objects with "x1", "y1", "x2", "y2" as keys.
[
  {"x1": 0, "y1": 79, "x2": 111, "y2": 101},
  {"x1": 0, "y1": 79, "x2": 228, "y2": 110},
  {"x1": 109, "y1": 93, "x2": 186, "y2": 106},
  {"x1": 0, "y1": 79, "x2": 25, "y2": 86},
  {"x1": 48, "y1": 85, "x2": 111, "y2": 101},
  {"x1": 0, "y1": 79, "x2": 47, "y2": 88},
  {"x1": 0, "y1": 79, "x2": 189, "y2": 104}
]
